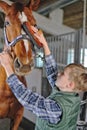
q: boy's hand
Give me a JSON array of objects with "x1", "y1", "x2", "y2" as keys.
[
  {"x1": 0, "y1": 52, "x2": 14, "y2": 77},
  {"x1": 31, "y1": 26, "x2": 48, "y2": 47}
]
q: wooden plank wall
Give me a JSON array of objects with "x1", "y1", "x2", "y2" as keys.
[{"x1": 62, "y1": 1, "x2": 86, "y2": 30}]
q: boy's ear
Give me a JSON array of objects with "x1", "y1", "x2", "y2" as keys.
[{"x1": 68, "y1": 81, "x2": 75, "y2": 89}]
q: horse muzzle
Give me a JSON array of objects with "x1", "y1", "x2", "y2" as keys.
[{"x1": 14, "y1": 57, "x2": 34, "y2": 76}]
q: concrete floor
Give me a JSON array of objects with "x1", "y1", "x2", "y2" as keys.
[
  {"x1": 0, "y1": 118, "x2": 35, "y2": 130},
  {"x1": 1, "y1": 118, "x2": 87, "y2": 130},
  {"x1": 0, "y1": 119, "x2": 10, "y2": 130},
  {"x1": 0, "y1": 119, "x2": 23, "y2": 130}
]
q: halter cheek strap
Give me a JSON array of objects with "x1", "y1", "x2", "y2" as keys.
[
  {"x1": 4, "y1": 23, "x2": 31, "y2": 47},
  {"x1": 4, "y1": 21, "x2": 43, "y2": 50},
  {"x1": 22, "y1": 22, "x2": 43, "y2": 49}
]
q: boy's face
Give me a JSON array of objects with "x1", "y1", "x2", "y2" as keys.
[{"x1": 55, "y1": 68, "x2": 74, "y2": 92}]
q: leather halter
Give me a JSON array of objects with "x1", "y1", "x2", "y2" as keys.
[{"x1": 4, "y1": 21, "x2": 42, "y2": 51}]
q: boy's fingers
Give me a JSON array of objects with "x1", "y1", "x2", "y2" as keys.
[
  {"x1": 31, "y1": 26, "x2": 38, "y2": 33},
  {"x1": 31, "y1": 26, "x2": 43, "y2": 35}
]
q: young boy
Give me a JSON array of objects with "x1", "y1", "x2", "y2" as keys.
[{"x1": 0, "y1": 26, "x2": 87, "y2": 130}]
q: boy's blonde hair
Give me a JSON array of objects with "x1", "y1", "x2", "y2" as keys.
[{"x1": 64, "y1": 63, "x2": 87, "y2": 91}]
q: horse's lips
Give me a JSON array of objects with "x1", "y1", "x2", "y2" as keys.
[
  {"x1": 14, "y1": 57, "x2": 34, "y2": 75},
  {"x1": 14, "y1": 63, "x2": 34, "y2": 76}
]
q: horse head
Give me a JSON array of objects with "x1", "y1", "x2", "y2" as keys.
[{"x1": 0, "y1": 0, "x2": 40, "y2": 76}]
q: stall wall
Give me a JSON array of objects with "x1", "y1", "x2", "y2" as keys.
[{"x1": 23, "y1": 68, "x2": 42, "y2": 123}]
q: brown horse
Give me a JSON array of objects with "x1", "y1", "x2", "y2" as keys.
[{"x1": 0, "y1": 0, "x2": 40, "y2": 130}]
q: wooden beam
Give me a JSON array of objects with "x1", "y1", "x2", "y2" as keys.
[
  {"x1": 62, "y1": 1, "x2": 85, "y2": 29},
  {"x1": 62, "y1": 1, "x2": 83, "y2": 17}
]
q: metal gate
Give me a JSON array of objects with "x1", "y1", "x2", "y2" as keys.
[{"x1": 46, "y1": 29, "x2": 83, "y2": 71}]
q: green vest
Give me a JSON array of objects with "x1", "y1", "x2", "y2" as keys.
[{"x1": 35, "y1": 88, "x2": 81, "y2": 130}]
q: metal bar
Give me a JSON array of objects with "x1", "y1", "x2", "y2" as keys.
[
  {"x1": 82, "y1": 0, "x2": 86, "y2": 65},
  {"x1": 37, "y1": 0, "x2": 80, "y2": 15}
]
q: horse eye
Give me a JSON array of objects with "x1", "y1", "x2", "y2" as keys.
[{"x1": 5, "y1": 21, "x2": 10, "y2": 26}]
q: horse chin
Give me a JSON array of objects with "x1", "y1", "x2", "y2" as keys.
[
  {"x1": 15, "y1": 70, "x2": 30, "y2": 76},
  {"x1": 14, "y1": 66, "x2": 34, "y2": 76}
]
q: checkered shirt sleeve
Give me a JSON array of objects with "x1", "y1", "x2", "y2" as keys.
[
  {"x1": 7, "y1": 74, "x2": 62, "y2": 124},
  {"x1": 45, "y1": 54, "x2": 58, "y2": 88}
]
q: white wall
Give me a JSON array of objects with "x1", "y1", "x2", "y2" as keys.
[{"x1": 33, "y1": 8, "x2": 75, "y2": 35}]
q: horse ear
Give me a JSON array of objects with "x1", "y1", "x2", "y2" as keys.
[
  {"x1": 29, "y1": 0, "x2": 40, "y2": 10},
  {"x1": 0, "y1": 1, "x2": 10, "y2": 15}
]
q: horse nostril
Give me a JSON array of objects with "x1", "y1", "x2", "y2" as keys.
[{"x1": 14, "y1": 58, "x2": 22, "y2": 68}]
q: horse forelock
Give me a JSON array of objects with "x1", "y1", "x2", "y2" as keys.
[{"x1": 12, "y1": 2, "x2": 24, "y2": 13}]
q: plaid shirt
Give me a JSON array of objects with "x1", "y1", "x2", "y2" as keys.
[
  {"x1": 7, "y1": 54, "x2": 62, "y2": 124},
  {"x1": 45, "y1": 54, "x2": 58, "y2": 88}
]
